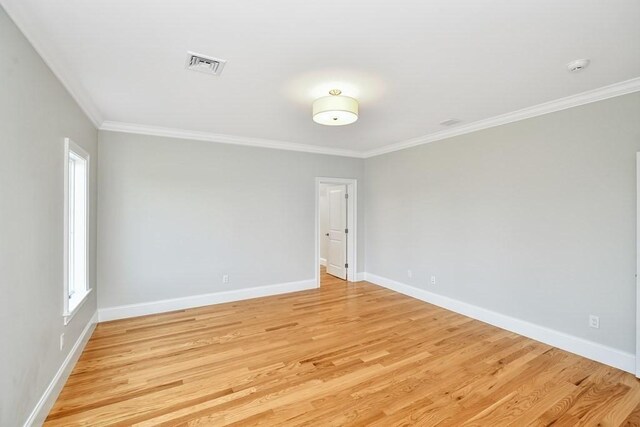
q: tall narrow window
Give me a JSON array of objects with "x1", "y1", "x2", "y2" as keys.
[{"x1": 64, "y1": 138, "x2": 90, "y2": 322}]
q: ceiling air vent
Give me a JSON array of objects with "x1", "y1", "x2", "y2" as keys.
[{"x1": 185, "y1": 51, "x2": 227, "y2": 76}]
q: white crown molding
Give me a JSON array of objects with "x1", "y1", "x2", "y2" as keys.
[
  {"x1": 100, "y1": 121, "x2": 365, "y2": 158},
  {"x1": 102, "y1": 78, "x2": 639, "y2": 159},
  {"x1": 2, "y1": 1, "x2": 103, "y2": 128},
  {"x1": 364, "y1": 272, "x2": 635, "y2": 374},
  {"x1": 363, "y1": 77, "x2": 640, "y2": 158}
]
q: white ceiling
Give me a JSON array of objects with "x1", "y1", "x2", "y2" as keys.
[{"x1": 3, "y1": 0, "x2": 640, "y2": 156}]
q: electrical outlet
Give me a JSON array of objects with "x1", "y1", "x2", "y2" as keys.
[
  {"x1": 430, "y1": 275, "x2": 436, "y2": 285},
  {"x1": 407, "y1": 270, "x2": 412, "y2": 279},
  {"x1": 222, "y1": 274, "x2": 229, "y2": 284},
  {"x1": 589, "y1": 315, "x2": 599, "y2": 329},
  {"x1": 59, "y1": 333, "x2": 65, "y2": 351}
]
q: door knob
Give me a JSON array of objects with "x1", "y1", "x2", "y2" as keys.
[{"x1": 325, "y1": 233, "x2": 329, "y2": 236}]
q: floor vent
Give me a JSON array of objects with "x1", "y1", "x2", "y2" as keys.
[{"x1": 185, "y1": 52, "x2": 227, "y2": 76}]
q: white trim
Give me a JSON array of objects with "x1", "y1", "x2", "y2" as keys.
[
  {"x1": 355, "y1": 272, "x2": 365, "y2": 282},
  {"x1": 100, "y1": 121, "x2": 364, "y2": 158},
  {"x1": 97, "y1": 79, "x2": 640, "y2": 159},
  {"x1": 365, "y1": 272, "x2": 635, "y2": 374},
  {"x1": 63, "y1": 288, "x2": 92, "y2": 326},
  {"x1": 319, "y1": 257, "x2": 327, "y2": 267},
  {"x1": 63, "y1": 138, "x2": 91, "y2": 321},
  {"x1": 24, "y1": 311, "x2": 98, "y2": 427},
  {"x1": 363, "y1": 77, "x2": 640, "y2": 158},
  {"x1": 636, "y1": 153, "x2": 640, "y2": 377},
  {"x1": 98, "y1": 279, "x2": 316, "y2": 322},
  {"x1": 1, "y1": 3, "x2": 103, "y2": 127},
  {"x1": 315, "y1": 177, "x2": 358, "y2": 286}
]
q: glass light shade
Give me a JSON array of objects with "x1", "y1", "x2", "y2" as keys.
[{"x1": 312, "y1": 95, "x2": 358, "y2": 126}]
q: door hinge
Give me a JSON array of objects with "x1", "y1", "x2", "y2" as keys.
[
  {"x1": 345, "y1": 193, "x2": 349, "y2": 199},
  {"x1": 345, "y1": 228, "x2": 348, "y2": 234},
  {"x1": 345, "y1": 263, "x2": 349, "y2": 268}
]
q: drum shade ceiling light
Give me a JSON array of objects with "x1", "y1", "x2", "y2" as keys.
[{"x1": 312, "y1": 89, "x2": 358, "y2": 126}]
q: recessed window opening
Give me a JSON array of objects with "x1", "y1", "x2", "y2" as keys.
[{"x1": 64, "y1": 138, "x2": 90, "y2": 321}]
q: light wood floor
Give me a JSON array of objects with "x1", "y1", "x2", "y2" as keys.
[{"x1": 46, "y1": 269, "x2": 640, "y2": 426}]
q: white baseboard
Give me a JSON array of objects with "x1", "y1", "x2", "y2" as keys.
[
  {"x1": 24, "y1": 311, "x2": 98, "y2": 427},
  {"x1": 364, "y1": 273, "x2": 635, "y2": 374},
  {"x1": 354, "y1": 272, "x2": 365, "y2": 282},
  {"x1": 98, "y1": 279, "x2": 317, "y2": 322},
  {"x1": 319, "y1": 258, "x2": 327, "y2": 267}
]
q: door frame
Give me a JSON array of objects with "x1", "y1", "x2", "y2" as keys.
[
  {"x1": 636, "y1": 153, "x2": 640, "y2": 377},
  {"x1": 315, "y1": 177, "x2": 357, "y2": 286}
]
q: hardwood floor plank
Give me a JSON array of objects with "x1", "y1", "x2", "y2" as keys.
[
  {"x1": 45, "y1": 267, "x2": 640, "y2": 426},
  {"x1": 622, "y1": 401, "x2": 640, "y2": 426}
]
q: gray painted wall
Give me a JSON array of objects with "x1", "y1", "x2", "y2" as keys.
[
  {"x1": 365, "y1": 92, "x2": 640, "y2": 354},
  {"x1": 0, "y1": 7, "x2": 98, "y2": 426},
  {"x1": 97, "y1": 131, "x2": 365, "y2": 308}
]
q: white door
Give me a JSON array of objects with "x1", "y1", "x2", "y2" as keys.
[{"x1": 326, "y1": 185, "x2": 347, "y2": 280}]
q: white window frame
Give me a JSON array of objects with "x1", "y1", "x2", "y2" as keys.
[{"x1": 63, "y1": 138, "x2": 91, "y2": 325}]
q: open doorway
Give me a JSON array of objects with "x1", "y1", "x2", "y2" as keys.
[
  {"x1": 320, "y1": 183, "x2": 347, "y2": 282},
  {"x1": 315, "y1": 177, "x2": 357, "y2": 287}
]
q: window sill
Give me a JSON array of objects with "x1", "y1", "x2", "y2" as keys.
[{"x1": 64, "y1": 288, "x2": 92, "y2": 326}]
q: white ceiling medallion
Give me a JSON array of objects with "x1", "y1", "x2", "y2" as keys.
[{"x1": 312, "y1": 89, "x2": 359, "y2": 126}]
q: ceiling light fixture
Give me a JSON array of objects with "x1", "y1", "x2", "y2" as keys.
[{"x1": 312, "y1": 89, "x2": 358, "y2": 126}]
